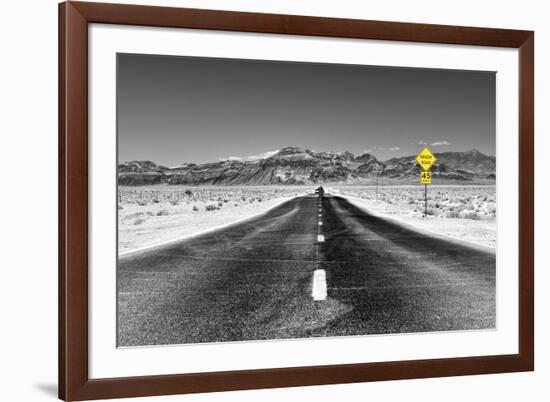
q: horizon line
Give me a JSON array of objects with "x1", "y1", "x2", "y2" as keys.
[{"x1": 119, "y1": 147, "x2": 496, "y2": 167}]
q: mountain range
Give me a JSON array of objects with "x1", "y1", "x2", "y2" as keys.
[{"x1": 118, "y1": 147, "x2": 496, "y2": 186}]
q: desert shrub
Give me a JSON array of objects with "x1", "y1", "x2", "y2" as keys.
[
  {"x1": 453, "y1": 204, "x2": 466, "y2": 213},
  {"x1": 134, "y1": 218, "x2": 146, "y2": 225},
  {"x1": 426, "y1": 208, "x2": 436, "y2": 216},
  {"x1": 152, "y1": 198, "x2": 160, "y2": 203},
  {"x1": 205, "y1": 204, "x2": 218, "y2": 211},
  {"x1": 118, "y1": 204, "x2": 123, "y2": 210},
  {"x1": 170, "y1": 200, "x2": 178, "y2": 206},
  {"x1": 446, "y1": 210, "x2": 460, "y2": 218},
  {"x1": 137, "y1": 200, "x2": 148, "y2": 206},
  {"x1": 156, "y1": 209, "x2": 170, "y2": 216},
  {"x1": 217, "y1": 201, "x2": 223, "y2": 207},
  {"x1": 185, "y1": 189, "x2": 193, "y2": 197},
  {"x1": 462, "y1": 211, "x2": 480, "y2": 220},
  {"x1": 192, "y1": 205, "x2": 199, "y2": 212}
]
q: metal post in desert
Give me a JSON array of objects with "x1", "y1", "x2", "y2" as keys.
[{"x1": 416, "y1": 147, "x2": 436, "y2": 217}]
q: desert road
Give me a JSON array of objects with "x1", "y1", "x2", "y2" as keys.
[{"x1": 118, "y1": 193, "x2": 496, "y2": 347}]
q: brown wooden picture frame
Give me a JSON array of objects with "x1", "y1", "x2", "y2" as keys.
[{"x1": 59, "y1": 1, "x2": 534, "y2": 400}]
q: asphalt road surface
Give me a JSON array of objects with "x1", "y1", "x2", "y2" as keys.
[{"x1": 118, "y1": 193, "x2": 496, "y2": 347}]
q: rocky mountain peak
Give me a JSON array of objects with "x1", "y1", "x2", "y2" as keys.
[{"x1": 118, "y1": 147, "x2": 495, "y2": 186}]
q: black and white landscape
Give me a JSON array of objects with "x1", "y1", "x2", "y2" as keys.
[
  {"x1": 117, "y1": 54, "x2": 496, "y2": 347},
  {"x1": 118, "y1": 147, "x2": 496, "y2": 186}
]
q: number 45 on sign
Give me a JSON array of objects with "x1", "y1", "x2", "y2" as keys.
[{"x1": 420, "y1": 171, "x2": 432, "y2": 184}]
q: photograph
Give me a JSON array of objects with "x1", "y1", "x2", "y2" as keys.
[{"x1": 116, "y1": 53, "x2": 497, "y2": 347}]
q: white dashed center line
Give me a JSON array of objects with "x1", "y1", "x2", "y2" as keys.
[
  {"x1": 313, "y1": 193, "x2": 327, "y2": 300},
  {"x1": 312, "y1": 269, "x2": 327, "y2": 301}
]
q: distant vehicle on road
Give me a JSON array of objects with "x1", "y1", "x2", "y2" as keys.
[{"x1": 315, "y1": 186, "x2": 325, "y2": 197}]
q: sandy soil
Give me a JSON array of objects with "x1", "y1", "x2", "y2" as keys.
[
  {"x1": 328, "y1": 186, "x2": 496, "y2": 249},
  {"x1": 118, "y1": 186, "x2": 310, "y2": 254},
  {"x1": 118, "y1": 184, "x2": 496, "y2": 253}
]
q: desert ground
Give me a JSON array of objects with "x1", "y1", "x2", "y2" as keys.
[
  {"x1": 118, "y1": 185, "x2": 311, "y2": 253},
  {"x1": 118, "y1": 184, "x2": 496, "y2": 253}
]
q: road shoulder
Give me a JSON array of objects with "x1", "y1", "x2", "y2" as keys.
[
  {"x1": 332, "y1": 192, "x2": 496, "y2": 254},
  {"x1": 119, "y1": 194, "x2": 305, "y2": 258}
]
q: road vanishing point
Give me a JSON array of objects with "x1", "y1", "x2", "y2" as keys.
[{"x1": 118, "y1": 192, "x2": 496, "y2": 347}]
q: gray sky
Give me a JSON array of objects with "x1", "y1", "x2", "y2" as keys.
[{"x1": 118, "y1": 53, "x2": 495, "y2": 166}]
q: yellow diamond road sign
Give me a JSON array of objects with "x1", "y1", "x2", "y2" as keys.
[{"x1": 416, "y1": 147, "x2": 437, "y2": 171}]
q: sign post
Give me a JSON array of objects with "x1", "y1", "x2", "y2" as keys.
[
  {"x1": 416, "y1": 147, "x2": 436, "y2": 217},
  {"x1": 375, "y1": 170, "x2": 379, "y2": 202}
]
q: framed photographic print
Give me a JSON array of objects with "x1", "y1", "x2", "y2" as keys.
[{"x1": 59, "y1": 1, "x2": 534, "y2": 400}]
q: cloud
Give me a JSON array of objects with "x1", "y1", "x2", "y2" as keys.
[
  {"x1": 222, "y1": 150, "x2": 279, "y2": 162},
  {"x1": 247, "y1": 150, "x2": 279, "y2": 160},
  {"x1": 418, "y1": 140, "x2": 451, "y2": 147},
  {"x1": 371, "y1": 145, "x2": 400, "y2": 152}
]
